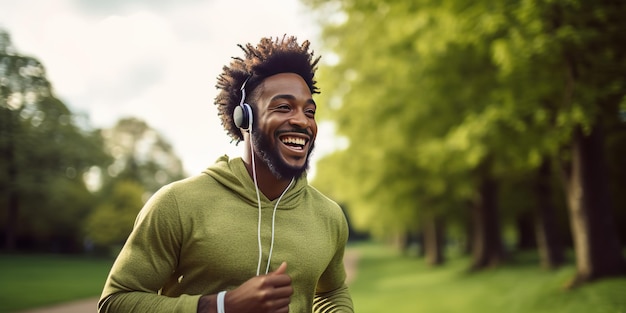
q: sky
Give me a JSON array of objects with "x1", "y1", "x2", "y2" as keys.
[{"x1": 0, "y1": 0, "x2": 343, "y2": 177}]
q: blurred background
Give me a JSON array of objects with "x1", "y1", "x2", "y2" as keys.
[{"x1": 1, "y1": 0, "x2": 625, "y2": 312}]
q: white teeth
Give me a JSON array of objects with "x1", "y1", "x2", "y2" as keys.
[{"x1": 282, "y1": 137, "x2": 306, "y2": 146}]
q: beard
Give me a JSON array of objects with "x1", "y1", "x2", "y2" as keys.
[{"x1": 251, "y1": 128, "x2": 314, "y2": 180}]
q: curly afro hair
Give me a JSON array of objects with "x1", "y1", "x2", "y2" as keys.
[{"x1": 215, "y1": 35, "x2": 321, "y2": 143}]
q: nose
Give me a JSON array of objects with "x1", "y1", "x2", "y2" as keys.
[{"x1": 289, "y1": 109, "x2": 309, "y2": 128}]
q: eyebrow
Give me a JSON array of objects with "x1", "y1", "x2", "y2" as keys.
[{"x1": 271, "y1": 94, "x2": 317, "y2": 107}]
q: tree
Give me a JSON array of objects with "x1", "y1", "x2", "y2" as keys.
[
  {"x1": 83, "y1": 117, "x2": 186, "y2": 252},
  {"x1": 489, "y1": 0, "x2": 626, "y2": 285},
  {"x1": 84, "y1": 180, "x2": 144, "y2": 247},
  {"x1": 305, "y1": 0, "x2": 626, "y2": 283},
  {"x1": 532, "y1": 159, "x2": 567, "y2": 269},
  {"x1": 0, "y1": 29, "x2": 50, "y2": 251},
  {"x1": 306, "y1": 0, "x2": 509, "y2": 268},
  {"x1": 100, "y1": 117, "x2": 185, "y2": 194},
  {"x1": 1, "y1": 28, "x2": 110, "y2": 252}
]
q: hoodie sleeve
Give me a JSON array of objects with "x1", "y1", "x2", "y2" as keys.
[
  {"x1": 313, "y1": 283, "x2": 354, "y2": 313},
  {"x1": 312, "y1": 203, "x2": 354, "y2": 313},
  {"x1": 98, "y1": 184, "x2": 201, "y2": 313}
]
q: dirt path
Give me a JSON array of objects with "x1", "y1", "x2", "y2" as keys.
[
  {"x1": 344, "y1": 248, "x2": 361, "y2": 285},
  {"x1": 16, "y1": 249, "x2": 360, "y2": 313}
]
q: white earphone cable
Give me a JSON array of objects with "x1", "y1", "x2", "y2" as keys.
[
  {"x1": 265, "y1": 177, "x2": 294, "y2": 274},
  {"x1": 250, "y1": 132, "x2": 295, "y2": 275},
  {"x1": 250, "y1": 136, "x2": 264, "y2": 276}
]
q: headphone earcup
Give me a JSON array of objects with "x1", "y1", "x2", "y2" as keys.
[{"x1": 234, "y1": 103, "x2": 253, "y2": 131}]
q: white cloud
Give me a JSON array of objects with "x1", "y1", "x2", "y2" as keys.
[{"x1": 1, "y1": 0, "x2": 336, "y2": 176}]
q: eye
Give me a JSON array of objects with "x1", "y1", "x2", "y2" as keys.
[
  {"x1": 275, "y1": 104, "x2": 290, "y2": 111},
  {"x1": 305, "y1": 108, "x2": 316, "y2": 118}
]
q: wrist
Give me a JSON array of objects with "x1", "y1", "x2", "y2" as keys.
[{"x1": 197, "y1": 294, "x2": 218, "y2": 313}]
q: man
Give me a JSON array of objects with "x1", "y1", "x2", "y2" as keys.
[{"x1": 98, "y1": 35, "x2": 354, "y2": 313}]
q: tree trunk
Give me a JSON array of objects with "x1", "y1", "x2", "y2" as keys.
[
  {"x1": 1, "y1": 108, "x2": 19, "y2": 251},
  {"x1": 534, "y1": 158, "x2": 565, "y2": 269},
  {"x1": 414, "y1": 231, "x2": 425, "y2": 258},
  {"x1": 562, "y1": 125, "x2": 626, "y2": 288},
  {"x1": 471, "y1": 166, "x2": 506, "y2": 270},
  {"x1": 515, "y1": 210, "x2": 536, "y2": 251},
  {"x1": 463, "y1": 200, "x2": 473, "y2": 256},
  {"x1": 423, "y1": 214, "x2": 445, "y2": 266}
]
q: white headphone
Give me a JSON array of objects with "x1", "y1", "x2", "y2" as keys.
[{"x1": 233, "y1": 76, "x2": 253, "y2": 131}]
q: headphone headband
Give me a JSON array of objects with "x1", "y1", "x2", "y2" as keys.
[{"x1": 239, "y1": 75, "x2": 251, "y2": 106}]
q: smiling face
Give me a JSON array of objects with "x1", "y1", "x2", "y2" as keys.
[{"x1": 250, "y1": 73, "x2": 317, "y2": 179}]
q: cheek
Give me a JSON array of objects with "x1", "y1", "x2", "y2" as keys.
[
  {"x1": 310, "y1": 124, "x2": 318, "y2": 139},
  {"x1": 256, "y1": 117, "x2": 277, "y2": 135}
]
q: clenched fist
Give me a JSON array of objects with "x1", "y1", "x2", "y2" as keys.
[{"x1": 198, "y1": 262, "x2": 293, "y2": 313}]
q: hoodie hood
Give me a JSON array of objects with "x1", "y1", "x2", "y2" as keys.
[{"x1": 203, "y1": 155, "x2": 308, "y2": 210}]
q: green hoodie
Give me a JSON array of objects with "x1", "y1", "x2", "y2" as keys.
[{"x1": 98, "y1": 156, "x2": 354, "y2": 313}]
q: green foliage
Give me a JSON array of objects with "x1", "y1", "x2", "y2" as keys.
[
  {"x1": 84, "y1": 180, "x2": 145, "y2": 247},
  {"x1": 101, "y1": 117, "x2": 186, "y2": 193},
  {"x1": 19, "y1": 176, "x2": 96, "y2": 246},
  {"x1": 305, "y1": 0, "x2": 626, "y2": 243}
]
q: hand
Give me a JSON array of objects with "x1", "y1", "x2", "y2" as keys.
[{"x1": 225, "y1": 262, "x2": 293, "y2": 313}]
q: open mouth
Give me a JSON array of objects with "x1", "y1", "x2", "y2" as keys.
[{"x1": 279, "y1": 135, "x2": 308, "y2": 152}]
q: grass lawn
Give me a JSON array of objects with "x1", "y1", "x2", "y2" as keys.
[
  {"x1": 0, "y1": 254, "x2": 113, "y2": 313},
  {"x1": 1, "y1": 242, "x2": 625, "y2": 313},
  {"x1": 348, "y1": 242, "x2": 626, "y2": 313}
]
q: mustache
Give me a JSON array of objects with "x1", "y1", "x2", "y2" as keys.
[{"x1": 276, "y1": 128, "x2": 313, "y2": 138}]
